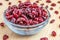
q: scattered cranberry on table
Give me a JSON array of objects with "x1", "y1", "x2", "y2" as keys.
[
  {"x1": 54, "y1": 11, "x2": 59, "y2": 15},
  {"x1": 46, "y1": 0, "x2": 51, "y2": 3},
  {"x1": 0, "y1": 22, "x2": 5, "y2": 27},
  {"x1": 51, "y1": 3, "x2": 56, "y2": 7},
  {"x1": 50, "y1": 7, "x2": 53, "y2": 10},
  {"x1": 50, "y1": 19, "x2": 55, "y2": 23},
  {"x1": 40, "y1": 37, "x2": 48, "y2": 40},
  {"x1": 5, "y1": 1, "x2": 48, "y2": 26},
  {"x1": 3, "y1": 34, "x2": 9, "y2": 40},
  {"x1": 0, "y1": 3, "x2": 3, "y2": 6},
  {"x1": 51, "y1": 31, "x2": 56, "y2": 37}
]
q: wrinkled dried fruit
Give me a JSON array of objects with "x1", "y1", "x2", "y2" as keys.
[
  {"x1": 0, "y1": 3, "x2": 2, "y2": 6},
  {"x1": 3, "y1": 34, "x2": 9, "y2": 40},
  {"x1": 5, "y1": 0, "x2": 9, "y2": 1},
  {"x1": 54, "y1": 11, "x2": 59, "y2": 14},
  {"x1": 51, "y1": 31, "x2": 56, "y2": 37},
  {"x1": 8, "y1": 2, "x2": 11, "y2": 5},
  {"x1": 50, "y1": 19, "x2": 55, "y2": 23},
  {"x1": 0, "y1": 22, "x2": 5, "y2": 27},
  {"x1": 57, "y1": 1, "x2": 60, "y2": 4},
  {"x1": 46, "y1": 0, "x2": 51, "y2": 3},
  {"x1": 40, "y1": 37, "x2": 48, "y2": 40},
  {"x1": 51, "y1": 3, "x2": 56, "y2": 7},
  {"x1": 50, "y1": 7, "x2": 53, "y2": 10}
]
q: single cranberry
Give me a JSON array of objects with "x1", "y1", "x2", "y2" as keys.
[
  {"x1": 5, "y1": 0, "x2": 9, "y2": 1},
  {"x1": 57, "y1": 1, "x2": 60, "y2": 4},
  {"x1": 54, "y1": 11, "x2": 59, "y2": 14},
  {"x1": 0, "y1": 3, "x2": 2, "y2": 6},
  {"x1": 46, "y1": 0, "x2": 51, "y2": 3},
  {"x1": 50, "y1": 19, "x2": 55, "y2": 23},
  {"x1": 8, "y1": 2, "x2": 11, "y2": 5},
  {"x1": 36, "y1": 0, "x2": 39, "y2": 3},
  {"x1": 3, "y1": 34, "x2": 9, "y2": 40},
  {"x1": 51, "y1": 3, "x2": 56, "y2": 7},
  {"x1": 40, "y1": 37, "x2": 48, "y2": 40},
  {"x1": 50, "y1": 7, "x2": 53, "y2": 10},
  {"x1": 51, "y1": 31, "x2": 56, "y2": 37},
  {"x1": 59, "y1": 24, "x2": 60, "y2": 28},
  {"x1": 0, "y1": 22, "x2": 5, "y2": 27},
  {"x1": 59, "y1": 16, "x2": 60, "y2": 19}
]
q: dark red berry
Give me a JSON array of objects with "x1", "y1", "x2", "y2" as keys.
[
  {"x1": 59, "y1": 16, "x2": 60, "y2": 19},
  {"x1": 54, "y1": 11, "x2": 59, "y2": 14},
  {"x1": 0, "y1": 22, "x2": 5, "y2": 27},
  {"x1": 50, "y1": 19, "x2": 55, "y2": 23},
  {"x1": 36, "y1": 0, "x2": 39, "y2": 3},
  {"x1": 51, "y1": 3, "x2": 56, "y2": 7},
  {"x1": 8, "y1": 2, "x2": 11, "y2": 5},
  {"x1": 5, "y1": 0, "x2": 9, "y2": 1},
  {"x1": 46, "y1": 0, "x2": 51, "y2": 3},
  {"x1": 3, "y1": 34, "x2": 9, "y2": 40},
  {"x1": 51, "y1": 31, "x2": 56, "y2": 37},
  {"x1": 59, "y1": 24, "x2": 60, "y2": 28},
  {"x1": 0, "y1": 3, "x2": 2, "y2": 6},
  {"x1": 57, "y1": 1, "x2": 60, "y2": 4},
  {"x1": 40, "y1": 37, "x2": 48, "y2": 40},
  {"x1": 50, "y1": 7, "x2": 53, "y2": 10}
]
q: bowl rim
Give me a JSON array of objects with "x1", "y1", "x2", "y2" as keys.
[{"x1": 3, "y1": 7, "x2": 50, "y2": 28}]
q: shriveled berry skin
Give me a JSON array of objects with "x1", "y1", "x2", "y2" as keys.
[
  {"x1": 51, "y1": 31, "x2": 56, "y2": 37},
  {"x1": 40, "y1": 37, "x2": 48, "y2": 40},
  {"x1": 3, "y1": 34, "x2": 9, "y2": 40},
  {"x1": 5, "y1": 1, "x2": 48, "y2": 26}
]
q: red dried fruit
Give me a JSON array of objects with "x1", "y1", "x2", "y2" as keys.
[
  {"x1": 0, "y1": 3, "x2": 2, "y2": 6},
  {"x1": 50, "y1": 7, "x2": 53, "y2": 10},
  {"x1": 8, "y1": 2, "x2": 11, "y2": 5},
  {"x1": 0, "y1": 22, "x2": 5, "y2": 27},
  {"x1": 36, "y1": 0, "x2": 39, "y2": 3},
  {"x1": 59, "y1": 16, "x2": 60, "y2": 19},
  {"x1": 3, "y1": 34, "x2": 9, "y2": 40},
  {"x1": 54, "y1": 11, "x2": 59, "y2": 14},
  {"x1": 51, "y1": 3, "x2": 56, "y2": 7},
  {"x1": 40, "y1": 3, "x2": 44, "y2": 6},
  {"x1": 51, "y1": 31, "x2": 56, "y2": 37},
  {"x1": 57, "y1": 1, "x2": 60, "y2": 4},
  {"x1": 18, "y1": 1, "x2": 21, "y2": 3},
  {"x1": 59, "y1": 24, "x2": 60, "y2": 28},
  {"x1": 46, "y1": 0, "x2": 51, "y2": 3},
  {"x1": 50, "y1": 19, "x2": 55, "y2": 23},
  {"x1": 5, "y1": 0, "x2": 9, "y2": 1},
  {"x1": 40, "y1": 37, "x2": 48, "y2": 40}
]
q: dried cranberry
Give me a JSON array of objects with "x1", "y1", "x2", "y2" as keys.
[
  {"x1": 50, "y1": 19, "x2": 55, "y2": 23},
  {"x1": 51, "y1": 31, "x2": 56, "y2": 37},
  {"x1": 36, "y1": 0, "x2": 39, "y2": 3},
  {"x1": 40, "y1": 37, "x2": 48, "y2": 40},
  {"x1": 5, "y1": 0, "x2": 9, "y2": 1},
  {"x1": 59, "y1": 16, "x2": 60, "y2": 19},
  {"x1": 54, "y1": 11, "x2": 59, "y2": 14},
  {"x1": 3, "y1": 34, "x2": 9, "y2": 40},
  {"x1": 8, "y1": 2, "x2": 11, "y2": 5},
  {"x1": 50, "y1": 7, "x2": 53, "y2": 10},
  {"x1": 59, "y1": 24, "x2": 60, "y2": 28},
  {"x1": 46, "y1": 0, "x2": 51, "y2": 3},
  {"x1": 0, "y1": 3, "x2": 2, "y2": 6},
  {"x1": 0, "y1": 22, "x2": 5, "y2": 27},
  {"x1": 57, "y1": 1, "x2": 60, "y2": 4},
  {"x1": 51, "y1": 3, "x2": 56, "y2": 7}
]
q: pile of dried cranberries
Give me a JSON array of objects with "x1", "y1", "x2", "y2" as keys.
[{"x1": 5, "y1": 1, "x2": 48, "y2": 25}]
